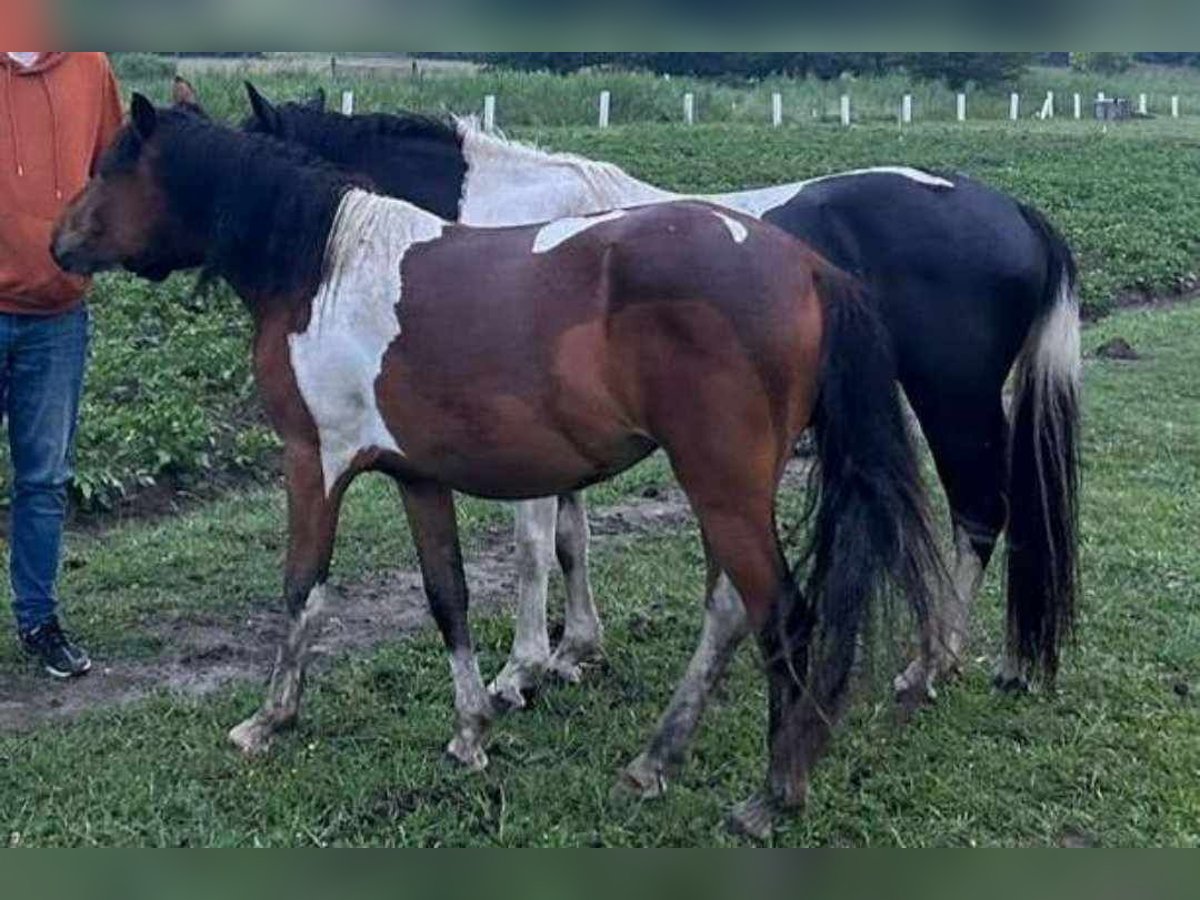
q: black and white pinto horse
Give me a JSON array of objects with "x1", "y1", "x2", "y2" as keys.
[{"x1": 241, "y1": 83, "x2": 1081, "y2": 798}]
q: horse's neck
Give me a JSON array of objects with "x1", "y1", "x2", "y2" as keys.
[
  {"x1": 308, "y1": 190, "x2": 445, "y2": 324},
  {"x1": 458, "y1": 133, "x2": 674, "y2": 226}
]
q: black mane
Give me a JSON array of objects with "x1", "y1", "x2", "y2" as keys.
[
  {"x1": 243, "y1": 104, "x2": 468, "y2": 221},
  {"x1": 106, "y1": 108, "x2": 367, "y2": 301}
]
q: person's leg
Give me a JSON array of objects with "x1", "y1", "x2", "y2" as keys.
[{"x1": 7, "y1": 307, "x2": 89, "y2": 640}]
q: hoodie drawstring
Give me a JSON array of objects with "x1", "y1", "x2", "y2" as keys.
[
  {"x1": 4, "y1": 57, "x2": 63, "y2": 198},
  {"x1": 39, "y1": 72, "x2": 62, "y2": 200},
  {"x1": 3, "y1": 64, "x2": 22, "y2": 178}
]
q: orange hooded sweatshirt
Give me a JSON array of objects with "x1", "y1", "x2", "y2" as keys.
[{"x1": 0, "y1": 52, "x2": 123, "y2": 316}]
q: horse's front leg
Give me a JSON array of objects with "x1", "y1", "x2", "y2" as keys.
[
  {"x1": 230, "y1": 442, "x2": 345, "y2": 756},
  {"x1": 401, "y1": 479, "x2": 495, "y2": 769}
]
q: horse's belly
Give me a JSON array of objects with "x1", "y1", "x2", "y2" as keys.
[{"x1": 385, "y1": 391, "x2": 653, "y2": 500}]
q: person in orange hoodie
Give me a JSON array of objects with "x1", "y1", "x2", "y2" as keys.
[{"x1": 1, "y1": 52, "x2": 122, "y2": 677}]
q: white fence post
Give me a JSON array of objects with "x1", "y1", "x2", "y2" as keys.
[
  {"x1": 1138, "y1": 93, "x2": 1148, "y2": 115},
  {"x1": 1097, "y1": 91, "x2": 1106, "y2": 102},
  {"x1": 341, "y1": 90, "x2": 354, "y2": 115},
  {"x1": 901, "y1": 94, "x2": 913, "y2": 124},
  {"x1": 598, "y1": 90, "x2": 611, "y2": 128},
  {"x1": 1074, "y1": 92, "x2": 1082, "y2": 119},
  {"x1": 1010, "y1": 93, "x2": 1020, "y2": 121},
  {"x1": 683, "y1": 92, "x2": 695, "y2": 125},
  {"x1": 1172, "y1": 95, "x2": 1180, "y2": 118},
  {"x1": 483, "y1": 94, "x2": 496, "y2": 132},
  {"x1": 772, "y1": 92, "x2": 783, "y2": 127},
  {"x1": 840, "y1": 94, "x2": 851, "y2": 126},
  {"x1": 1038, "y1": 91, "x2": 1054, "y2": 120},
  {"x1": 956, "y1": 93, "x2": 966, "y2": 122}
]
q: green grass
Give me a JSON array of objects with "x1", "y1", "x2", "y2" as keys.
[{"x1": 1, "y1": 302, "x2": 1197, "y2": 847}]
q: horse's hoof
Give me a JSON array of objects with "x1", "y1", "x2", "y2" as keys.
[
  {"x1": 488, "y1": 679, "x2": 529, "y2": 711},
  {"x1": 893, "y1": 661, "x2": 939, "y2": 703},
  {"x1": 446, "y1": 737, "x2": 489, "y2": 772},
  {"x1": 487, "y1": 660, "x2": 545, "y2": 711},
  {"x1": 228, "y1": 717, "x2": 274, "y2": 757},
  {"x1": 548, "y1": 639, "x2": 603, "y2": 685},
  {"x1": 993, "y1": 673, "x2": 1031, "y2": 694},
  {"x1": 616, "y1": 754, "x2": 668, "y2": 801},
  {"x1": 547, "y1": 656, "x2": 585, "y2": 685},
  {"x1": 728, "y1": 794, "x2": 775, "y2": 843}
]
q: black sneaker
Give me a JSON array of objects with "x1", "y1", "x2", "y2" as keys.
[{"x1": 21, "y1": 619, "x2": 92, "y2": 679}]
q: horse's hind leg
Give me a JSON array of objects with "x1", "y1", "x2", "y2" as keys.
[
  {"x1": 488, "y1": 498, "x2": 556, "y2": 709},
  {"x1": 401, "y1": 479, "x2": 494, "y2": 769},
  {"x1": 621, "y1": 537, "x2": 749, "y2": 798},
  {"x1": 229, "y1": 444, "x2": 346, "y2": 756},
  {"x1": 548, "y1": 491, "x2": 604, "y2": 682},
  {"x1": 894, "y1": 393, "x2": 1007, "y2": 703}
]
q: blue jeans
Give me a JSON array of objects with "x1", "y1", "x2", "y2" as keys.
[{"x1": 0, "y1": 306, "x2": 89, "y2": 635}]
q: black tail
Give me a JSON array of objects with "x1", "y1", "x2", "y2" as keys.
[
  {"x1": 1005, "y1": 205, "x2": 1081, "y2": 683},
  {"x1": 783, "y1": 265, "x2": 945, "y2": 764}
]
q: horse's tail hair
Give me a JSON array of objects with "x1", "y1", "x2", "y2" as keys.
[
  {"x1": 781, "y1": 263, "x2": 945, "y2": 768},
  {"x1": 1004, "y1": 204, "x2": 1082, "y2": 683}
]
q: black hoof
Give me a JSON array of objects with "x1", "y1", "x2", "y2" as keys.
[{"x1": 993, "y1": 673, "x2": 1031, "y2": 694}]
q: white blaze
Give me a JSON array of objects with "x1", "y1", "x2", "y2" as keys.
[{"x1": 289, "y1": 190, "x2": 446, "y2": 494}]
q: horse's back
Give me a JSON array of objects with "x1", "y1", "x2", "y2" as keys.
[{"x1": 767, "y1": 171, "x2": 1049, "y2": 389}]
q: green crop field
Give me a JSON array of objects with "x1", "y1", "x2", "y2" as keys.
[{"x1": 0, "y1": 66, "x2": 1197, "y2": 846}]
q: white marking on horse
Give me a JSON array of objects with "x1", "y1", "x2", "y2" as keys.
[
  {"x1": 456, "y1": 120, "x2": 674, "y2": 225},
  {"x1": 712, "y1": 211, "x2": 749, "y2": 244},
  {"x1": 455, "y1": 121, "x2": 956, "y2": 228},
  {"x1": 532, "y1": 210, "x2": 627, "y2": 254},
  {"x1": 709, "y1": 167, "x2": 956, "y2": 219},
  {"x1": 289, "y1": 190, "x2": 446, "y2": 494}
]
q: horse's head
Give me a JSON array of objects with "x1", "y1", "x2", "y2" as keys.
[
  {"x1": 52, "y1": 94, "x2": 208, "y2": 283},
  {"x1": 242, "y1": 81, "x2": 325, "y2": 138}
]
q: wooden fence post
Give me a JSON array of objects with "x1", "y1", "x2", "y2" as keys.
[
  {"x1": 341, "y1": 91, "x2": 354, "y2": 115},
  {"x1": 772, "y1": 92, "x2": 783, "y2": 127},
  {"x1": 1172, "y1": 95, "x2": 1180, "y2": 118},
  {"x1": 483, "y1": 95, "x2": 496, "y2": 132},
  {"x1": 957, "y1": 93, "x2": 966, "y2": 121},
  {"x1": 901, "y1": 94, "x2": 913, "y2": 124},
  {"x1": 1010, "y1": 93, "x2": 1020, "y2": 121},
  {"x1": 598, "y1": 91, "x2": 611, "y2": 128},
  {"x1": 840, "y1": 94, "x2": 851, "y2": 126},
  {"x1": 1074, "y1": 92, "x2": 1082, "y2": 119},
  {"x1": 684, "y1": 92, "x2": 695, "y2": 125},
  {"x1": 1138, "y1": 93, "x2": 1148, "y2": 115}
]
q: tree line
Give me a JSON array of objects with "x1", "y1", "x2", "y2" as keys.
[{"x1": 426, "y1": 52, "x2": 1200, "y2": 85}]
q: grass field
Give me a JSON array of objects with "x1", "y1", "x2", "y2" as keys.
[
  {"x1": 0, "y1": 299, "x2": 1197, "y2": 847},
  {"x1": 0, "y1": 66, "x2": 1198, "y2": 846}
]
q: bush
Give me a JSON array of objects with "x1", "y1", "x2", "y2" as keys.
[
  {"x1": 1070, "y1": 53, "x2": 1135, "y2": 75},
  {"x1": 110, "y1": 53, "x2": 177, "y2": 82}
]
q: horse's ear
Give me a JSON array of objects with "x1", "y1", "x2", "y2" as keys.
[
  {"x1": 307, "y1": 87, "x2": 327, "y2": 111},
  {"x1": 245, "y1": 81, "x2": 280, "y2": 132},
  {"x1": 130, "y1": 93, "x2": 158, "y2": 140},
  {"x1": 172, "y1": 76, "x2": 200, "y2": 109}
]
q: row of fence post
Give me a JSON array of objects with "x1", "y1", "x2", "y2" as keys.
[{"x1": 336, "y1": 90, "x2": 1186, "y2": 130}]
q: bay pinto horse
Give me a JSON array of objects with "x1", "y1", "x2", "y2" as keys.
[
  {"x1": 238, "y1": 82, "x2": 1082, "y2": 757},
  {"x1": 51, "y1": 97, "x2": 945, "y2": 836}
]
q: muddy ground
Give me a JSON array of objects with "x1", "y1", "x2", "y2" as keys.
[{"x1": 0, "y1": 471, "x2": 719, "y2": 734}]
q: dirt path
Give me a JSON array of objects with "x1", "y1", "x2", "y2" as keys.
[{"x1": 0, "y1": 470, "x2": 734, "y2": 734}]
